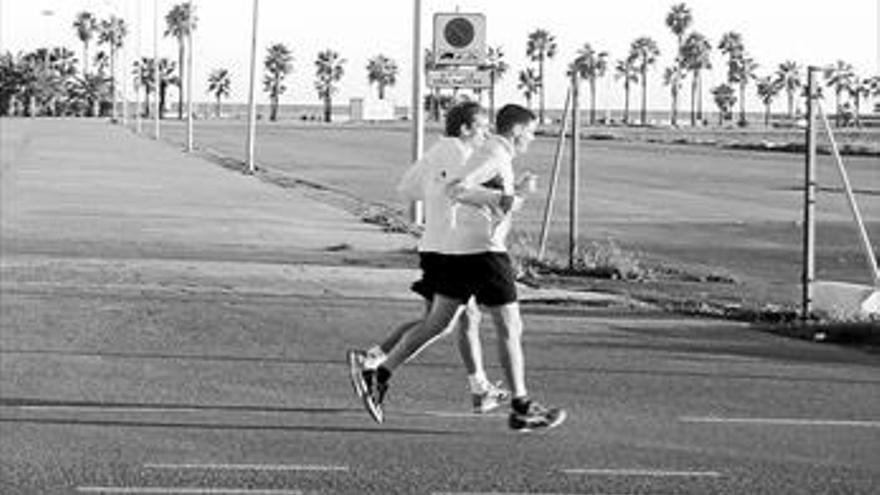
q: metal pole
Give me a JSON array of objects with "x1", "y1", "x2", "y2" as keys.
[
  {"x1": 244, "y1": 0, "x2": 259, "y2": 174},
  {"x1": 153, "y1": 0, "x2": 160, "y2": 139},
  {"x1": 135, "y1": 0, "x2": 142, "y2": 133},
  {"x1": 120, "y1": 3, "x2": 128, "y2": 127},
  {"x1": 568, "y1": 70, "x2": 581, "y2": 269},
  {"x1": 817, "y1": 102, "x2": 880, "y2": 285},
  {"x1": 185, "y1": 1, "x2": 193, "y2": 152},
  {"x1": 538, "y1": 87, "x2": 571, "y2": 261},
  {"x1": 410, "y1": 0, "x2": 425, "y2": 224},
  {"x1": 801, "y1": 66, "x2": 818, "y2": 321}
]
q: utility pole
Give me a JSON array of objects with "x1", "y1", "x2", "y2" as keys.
[
  {"x1": 153, "y1": 0, "x2": 160, "y2": 139},
  {"x1": 410, "y1": 0, "x2": 425, "y2": 224},
  {"x1": 245, "y1": 0, "x2": 259, "y2": 174},
  {"x1": 801, "y1": 66, "x2": 818, "y2": 321},
  {"x1": 185, "y1": 1, "x2": 194, "y2": 152},
  {"x1": 568, "y1": 69, "x2": 581, "y2": 269}
]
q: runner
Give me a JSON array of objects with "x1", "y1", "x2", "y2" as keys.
[
  {"x1": 347, "y1": 101, "x2": 509, "y2": 423},
  {"x1": 351, "y1": 104, "x2": 566, "y2": 432}
]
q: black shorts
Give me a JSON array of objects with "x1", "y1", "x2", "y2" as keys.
[
  {"x1": 434, "y1": 252, "x2": 518, "y2": 307},
  {"x1": 410, "y1": 252, "x2": 445, "y2": 300}
]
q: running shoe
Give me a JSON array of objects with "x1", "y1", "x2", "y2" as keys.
[
  {"x1": 472, "y1": 381, "x2": 511, "y2": 413},
  {"x1": 508, "y1": 400, "x2": 567, "y2": 432},
  {"x1": 347, "y1": 349, "x2": 386, "y2": 423}
]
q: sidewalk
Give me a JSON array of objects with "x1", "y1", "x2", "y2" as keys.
[{"x1": 1, "y1": 119, "x2": 633, "y2": 307}]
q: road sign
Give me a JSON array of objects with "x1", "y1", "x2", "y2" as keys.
[
  {"x1": 433, "y1": 13, "x2": 486, "y2": 66},
  {"x1": 426, "y1": 69, "x2": 492, "y2": 88}
]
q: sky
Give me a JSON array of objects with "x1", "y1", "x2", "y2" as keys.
[{"x1": 1, "y1": 0, "x2": 878, "y2": 113}]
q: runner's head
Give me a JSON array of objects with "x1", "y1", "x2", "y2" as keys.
[
  {"x1": 445, "y1": 101, "x2": 490, "y2": 146},
  {"x1": 495, "y1": 104, "x2": 537, "y2": 154}
]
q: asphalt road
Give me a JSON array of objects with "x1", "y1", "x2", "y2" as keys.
[{"x1": 1, "y1": 120, "x2": 878, "y2": 494}]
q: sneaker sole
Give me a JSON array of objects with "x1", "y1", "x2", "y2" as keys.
[
  {"x1": 346, "y1": 350, "x2": 367, "y2": 399},
  {"x1": 361, "y1": 393, "x2": 384, "y2": 424},
  {"x1": 512, "y1": 409, "x2": 567, "y2": 433}
]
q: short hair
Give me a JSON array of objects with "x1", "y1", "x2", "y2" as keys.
[
  {"x1": 444, "y1": 101, "x2": 485, "y2": 137},
  {"x1": 495, "y1": 104, "x2": 536, "y2": 135}
]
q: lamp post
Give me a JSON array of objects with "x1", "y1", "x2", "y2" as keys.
[
  {"x1": 410, "y1": 0, "x2": 424, "y2": 224},
  {"x1": 185, "y1": 1, "x2": 194, "y2": 152},
  {"x1": 245, "y1": 0, "x2": 259, "y2": 174}
]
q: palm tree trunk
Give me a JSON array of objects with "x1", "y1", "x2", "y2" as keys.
[
  {"x1": 640, "y1": 67, "x2": 647, "y2": 125},
  {"x1": 690, "y1": 71, "x2": 697, "y2": 126},
  {"x1": 144, "y1": 90, "x2": 150, "y2": 118},
  {"x1": 697, "y1": 72, "x2": 704, "y2": 122},
  {"x1": 671, "y1": 82, "x2": 678, "y2": 127},
  {"x1": 110, "y1": 47, "x2": 117, "y2": 121},
  {"x1": 787, "y1": 90, "x2": 794, "y2": 120},
  {"x1": 215, "y1": 95, "x2": 221, "y2": 118},
  {"x1": 764, "y1": 102, "x2": 770, "y2": 126},
  {"x1": 379, "y1": 83, "x2": 385, "y2": 100},
  {"x1": 178, "y1": 40, "x2": 185, "y2": 120},
  {"x1": 270, "y1": 95, "x2": 278, "y2": 121},
  {"x1": 83, "y1": 42, "x2": 90, "y2": 75},
  {"x1": 324, "y1": 96, "x2": 332, "y2": 122},
  {"x1": 489, "y1": 70, "x2": 496, "y2": 121},
  {"x1": 623, "y1": 80, "x2": 630, "y2": 124},
  {"x1": 834, "y1": 90, "x2": 841, "y2": 127},
  {"x1": 739, "y1": 83, "x2": 746, "y2": 125},
  {"x1": 538, "y1": 55, "x2": 545, "y2": 124},
  {"x1": 854, "y1": 94, "x2": 861, "y2": 127},
  {"x1": 589, "y1": 79, "x2": 596, "y2": 124}
]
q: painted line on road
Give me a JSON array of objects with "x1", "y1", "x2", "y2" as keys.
[
  {"x1": 19, "y1": 406, "x2": 206, "y2": 414},
  {"x1": 681, "y1": 416, "x2": 880, "y2": 428},
  {"x1": 421, "y1": 410, "x2": 507, "y2": 419},
  {"x1": 144, "y1": 463, "x2": 348, "y2": 472},
  {"x1": 562, "y1": 468, "x2": 722, "y2": 478},
  {"x1": 77, "y1": 487, "x2": 302, "y2": 494}
]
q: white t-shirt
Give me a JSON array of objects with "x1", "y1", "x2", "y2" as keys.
[
  {"x1": 396, "y1": 137, "x2": 472, "y2": 252},
  {"x1": 444, "y1": 135, "x2": 516, "y2": 254}
]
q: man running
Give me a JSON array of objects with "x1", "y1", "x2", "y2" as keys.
[{"x1": 351, "y1": 104, "x2": 566, "y2": 432}]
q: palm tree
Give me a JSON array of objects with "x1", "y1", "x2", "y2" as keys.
[
  {"x1": 74, "y1": 72, "x2": 111, "y2": 117},
  {"x1": 526, "y1": 29, "x2": 557, "y2": 123},
  {"x1": 711, "y1": 83, "x2": 736, "y2": 125},
  {"x1": 165, "y1": 2, "x2": 197, "y2": 120},
  {"x1": 629, "y1": 36, "x2": 660, "y2": 125},
  {"x1": 730, "y1": 55, "x2": 758, "y2": 125},
  {"x1": 718, "y1": 31, "x2": 744, "y2": 101},
  {"x1": 756, "y1": 75, "x2": 781, "y2": 126},
  {"x1": 614, "y1": 57, "x2": 639, "y2": 124},
  {"x1": 847, "y1": 76, "x2": 872, "y2": 127},
  {"x1": 315, "y1": 49, "x2": 345, "y2": 123},
  {"x1": 206, "y1": 68, "x2": 231, "y2": 118},
  {"x1": 98, "y1": 16, "x2": 127, "y2": 120},
  {"x1": 662, "y1": 65, "x2": 685, "y2": 126},
  {"x1": 824, "y1": 60, "x2": 855, "y2": 127},
  {"x1": 572, "y1": 43, "x2": 608, "y2": 124},
  {"x1": 134, "y1": 57, "x2": 177, "y2": 119},
  {"x1": 775, "y1": 60, "x2": 802, "y2": 120},
  {"x1": 263, "y1": 43, "x2": 293, "y2": 122},
  {"x1": 73, "y1": 11, "x2": 98, "y2": 75},
  {"x1": 366, "y1": 54, "x2": 397, "y2": 100},
  {"x1": 483, "y1": 45, "x2": 508, "y2": 118},
  {"x1": 680, "y1": 31, "x2": 711, "y2": 125},
  {"x1": 665, "y1": 3, "x2": 692, "y2": 126},
  {"x1": 517, "y1": 68, "x2": 540, "y2": 110}
]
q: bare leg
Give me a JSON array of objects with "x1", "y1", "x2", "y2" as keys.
[
  {"x1": 383, "y1": 294, "x2": 464, "y2": 371},
  {"x1": 486, "y1": 302, "x2": 527, "y2": 398},
  {"x1": 379, "y1": 319, "x2": 422, "y2": 354},
  {"x1": 455, "y1": 298, "x2": 483, "y2": 376}
]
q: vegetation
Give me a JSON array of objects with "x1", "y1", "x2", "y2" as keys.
[
  {"x1": 164, "y1": 2, "x2": 197, "y2": 120},
  {"x1": 629, "y1": 36, "x2": 660, "y2": 125},
  {"x1": 2, "y1": 2, "x2": 878, "y2": 129},
  {"x1": 263, "y1": 43, "x2": 293, "y2": 122},
  {"x1": 206, "y1": 68, "x2": 231, "y2": 117},
  {"x1": 571, "y1": 43, "x2": 608, "y2": 124},
  {"x1": 526, "y1": 29, "x2": 557, "y2": 123},
  {"x1": 365, "y1": 54, "x2": 397, "y2": 100},
  {"x1": 315, "y1": 49, "x2": 345, "y2": 122}
]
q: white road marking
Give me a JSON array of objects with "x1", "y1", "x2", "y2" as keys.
[
  {"x1": 421, "y1": 410, "x2": 506, "y2": 418},
  {"x1": 562, "y1": 468, "x2": 722, "y2": 478},
  {"x1": 680, "y1": 416, "x2": 880, "y2": 428},
  {"x1": 144, "y1": 463, "x2": 348, "y2": 472},
  {"x1": 19, "y1": 406, "x2": 205, "y2": 414},
  {"x1": 76, "y1": 488, "x2": 302, "y2": 494},
  {"x1": 433, "y1": 493, "x2": 624, "y2": 495}
]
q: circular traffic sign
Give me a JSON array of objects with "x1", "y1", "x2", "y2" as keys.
[{"x1": 444, "y1": 17, "x2": 475, "y2": 48}]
